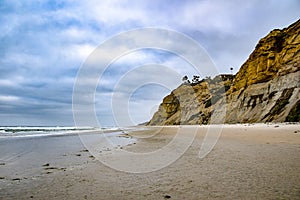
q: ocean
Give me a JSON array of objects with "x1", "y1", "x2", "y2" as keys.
[{"x1": 0, "y1": 126, "x2": 121, "y2": 138}]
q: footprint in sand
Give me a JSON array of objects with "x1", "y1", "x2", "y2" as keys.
[{"x1": 42, "y1": 164, "x2": 66, "y2": 174}]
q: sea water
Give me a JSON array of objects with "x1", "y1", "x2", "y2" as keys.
[{"x1": 0, "y1": 126, "x2": 97, "y2": 138}]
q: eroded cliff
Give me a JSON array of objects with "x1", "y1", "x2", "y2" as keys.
[{"x1": 148, "y1": 19, "x2": 300, "y2": 125}]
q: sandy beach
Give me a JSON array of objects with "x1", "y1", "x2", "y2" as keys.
[{"x1": 0, "y1": 124, "x2": 299, "y2": 200}]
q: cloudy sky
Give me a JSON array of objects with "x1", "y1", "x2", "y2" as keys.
[{"x1": 0, "y1": 0, "x2": 299, "y2": 127}]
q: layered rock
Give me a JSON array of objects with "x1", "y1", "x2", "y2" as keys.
[
  {"x1": 230, "y1": 19, "x2": 300, "y2": 93},
  {"x1": 148, "y1": 19, "x2": 300, "y2": 125},
  {"x1": 225, "y1": 71, "x2": 299, "y2": 123},
  {"x1": 148, "y1": 75, "x2": 234, "y2": 125}
]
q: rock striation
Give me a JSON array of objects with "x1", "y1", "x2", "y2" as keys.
[{"x1": 148, "y1": 19, "x2": 300, "y2": 125}]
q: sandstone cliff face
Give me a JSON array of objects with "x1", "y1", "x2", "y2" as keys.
[
  {"x1": 230, "y1": 19, "x2": 300, "y2": 93},
  {"x1": 148, "y1": 20, "x2": 300, "y2": 125},
  {"x1": 148, "y1": 75, "x2": 234, "y2": 125}
]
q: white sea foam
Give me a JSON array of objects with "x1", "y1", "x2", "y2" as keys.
[{"x1": 0, "y1": 126, "x2": 102, "y2": 138}]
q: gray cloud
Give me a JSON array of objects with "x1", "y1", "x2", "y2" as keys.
[{"x1": 0, "y1": 0, "x2": 299, "y2": 126}]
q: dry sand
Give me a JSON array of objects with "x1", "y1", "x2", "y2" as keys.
[{"x1": 0, "y1": 124, "x2": 299, "y2": 199}]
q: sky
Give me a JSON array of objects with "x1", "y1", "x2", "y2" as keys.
[{"x1": 0, "y1": 0, "x2": 299, "y2": 127}]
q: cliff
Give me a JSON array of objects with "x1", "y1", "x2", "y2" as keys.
[{"x1": 148, "y1": 19, "x2": 300, "y2": 125}]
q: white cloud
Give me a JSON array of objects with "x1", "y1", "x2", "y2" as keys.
[
  {"x1": 76, "y1": 0, "x2": 146, "y2": 25},
  {"x1": 0, "y1": 80, "x2": 17, "y2": 87},
  {"x1": 0, "y1": 95, "x2": 20, "y2": 102},
  {"x1": 66, "y1": 43, "x2": 96, "y2": 61}
]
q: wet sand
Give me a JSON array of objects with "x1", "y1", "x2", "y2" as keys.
[{"x1": 0, "y1": 124, "x2": 299, "y2": 199}]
